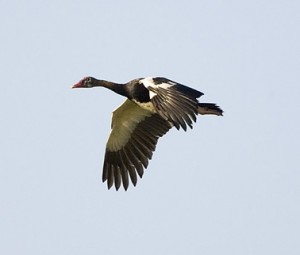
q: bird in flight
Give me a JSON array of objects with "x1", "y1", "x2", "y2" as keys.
[{"x1": 72, "y1": 76, "x2": 223, "y2": 190}]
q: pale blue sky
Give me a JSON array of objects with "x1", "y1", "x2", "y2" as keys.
[{"x1": 1, "y1": 1, "x2": 299, "y2": 254}]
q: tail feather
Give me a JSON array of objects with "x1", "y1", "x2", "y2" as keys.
[{"x1": 198, "y1": 103, "x2": 223, "y2": 116}]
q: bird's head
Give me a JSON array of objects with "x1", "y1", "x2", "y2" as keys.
[{"x1": 72, "y1": 77, "x2": 95, "y2": 88}]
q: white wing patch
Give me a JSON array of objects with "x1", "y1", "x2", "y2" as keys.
[
  {"x1": 139, "y1": 77, "x2": 155, "y2": 88},
  {"x1": 107, "y1": 100, "x2": 153, "y2": 152},
  {"x1": 139, "y1": 77, "x2": 174, "y2": 90},
  {"x1": 149, "y1": 90, "x2": 156, "y2": 99},
  {"x1": 138, "y1": 78, "x2": 157, "y2": 98},
  {"x1": 139, "y1": 77, "x2": 175, "y2": 100}
]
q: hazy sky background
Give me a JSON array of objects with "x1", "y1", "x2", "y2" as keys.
[{"x1": 1, "y1": 0, "x2": 299, "y2": 254}]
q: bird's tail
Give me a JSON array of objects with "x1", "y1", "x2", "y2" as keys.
[{"x1": 197, "y1": 103, "x2": 223, "y2": 116}]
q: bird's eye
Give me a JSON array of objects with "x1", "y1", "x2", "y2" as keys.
[{"x1": 85, "y1": 77, "x2": 92, "y2": 87}]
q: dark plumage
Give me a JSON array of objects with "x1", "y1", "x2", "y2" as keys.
[{"x1": 72, "y1": 76, "x2": 223, "y2": 190}]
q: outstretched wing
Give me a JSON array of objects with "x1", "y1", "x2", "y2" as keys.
[
  {"x1": 103, "y1": 99, "x2": 172, "y2": 190},
  {"x1": 140, "y1": 77, "x2": 204, "y2": 131}
]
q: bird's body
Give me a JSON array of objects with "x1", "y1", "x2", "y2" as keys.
[{"x1": 72, "y1": 76, "x2": 223, "y2": 190}]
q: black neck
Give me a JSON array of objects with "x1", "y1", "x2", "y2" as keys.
[{"x1": 93, "y1": 79, "x2": 128, "y2": 97}]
